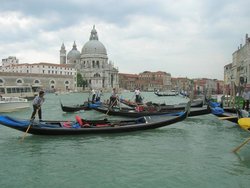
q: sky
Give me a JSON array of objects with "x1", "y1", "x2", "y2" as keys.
[{"x1": 0, "y1": 0, "x2": 249, "y2": 80}]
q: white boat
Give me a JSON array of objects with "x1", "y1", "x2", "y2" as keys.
[
  {"x1": 0, "y1": 97, "x2": 30, "y2": 112},
  {"x1": 0, "y1": 85, "x2": 38, "y2": 100}
]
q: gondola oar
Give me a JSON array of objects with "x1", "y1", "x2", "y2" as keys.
[
  {"x1": 232, "y1": 117, "x2": 250, "y2": 152},
  {"x1": 20, "y1": 109, "x2": 39, "y2": 142},
  {"x1": 106, "y1": 98, "x2": 119, "y2": 115},
  {"x1": 232, "y1": 137, "x2": 250, "y2": 153},
  {"x1": 218, "y1": 116, "x2": 238, "y2": 120}
]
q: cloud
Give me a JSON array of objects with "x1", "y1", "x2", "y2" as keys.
[{"x1": 1, "y1": 0, "x2": 250, "y2": 80}]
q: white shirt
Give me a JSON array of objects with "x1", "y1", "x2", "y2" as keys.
[{"x1": 135, "y1": 89, "x2": 140, "y2": 95}]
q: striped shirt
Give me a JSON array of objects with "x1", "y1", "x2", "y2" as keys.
[{"x1": 32, "y1": 96, "x2": 45, "y2": 106}]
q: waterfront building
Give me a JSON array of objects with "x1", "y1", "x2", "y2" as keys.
[
  {"x1": 1, "y1": 56, "x2": 19, "y2": 67},
  {"x1": 119, "y1": 71, "x2": 171, "y2": 92},
  {"x1": 193, "y1": 78, "x2": 223, "y2": 95},
  {"x1": 60, "y1": 26, "x2": 119, "y2": 90},
  {"x1": 138, "y1": 71, "x2": 171, "y2": 91},
  {"x1": 0, "y1": 71, "x2": 75, "y2": 96},
  {"x1": 1, "y1": 62, "x2": 75, "y2": 76},
  {"x1": 0, "y1": 59, "x2": 76, "y2": 92},
  {"x1": 224, "y1": 33, "x2": 250, "y2": 95},
  {"x1": 119, "y1": 73, "x2": 139, "y2": 91}
]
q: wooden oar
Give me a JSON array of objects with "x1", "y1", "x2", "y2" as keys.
[
  {"x1": 20, "y1": 108, "x2": 39, "y2": 142},
  {"x1": 20, "y1": 121, "x2": 33, "y2": 142},
  {"x1": 218, "y1": 116, "x2": 238, "y2": 120},
  {"x1": 232, "y1": 137, "x2": 250, "y2": 153},
  {"x1": 106, "y1": 98, "x2": 118, "y2": 115}
]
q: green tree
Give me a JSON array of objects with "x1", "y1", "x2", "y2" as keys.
[{"x1": 77, "y1": 73, "x2": 88, "y2": 88}]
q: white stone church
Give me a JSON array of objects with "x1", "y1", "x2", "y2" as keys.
[{"x1": 60, "y1": 26, "x2": 119, "y2": 90}]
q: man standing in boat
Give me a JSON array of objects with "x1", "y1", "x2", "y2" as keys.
[
  {"x1": 135, "y1": 88, "x2": 142, "y2": 104},
  {"x1": 30, "y1": 90, "x2": 45, "y2": 121},
  {"x1": 96, "y1": 90, "x2": 103, "y2": 102},
  {"x1": 109, "y1": 88, "x2": 118, "y2": 108},
  {"x1": 91, "y1": 89, "x2": 96, "y2": 103},
  {"x1": 242, "y1": 88, "x2": 250, "y2": 111}
]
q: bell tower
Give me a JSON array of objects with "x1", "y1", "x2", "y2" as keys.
[{"x1": 60, "y1": 43, "x2": 66, "y2": 64}]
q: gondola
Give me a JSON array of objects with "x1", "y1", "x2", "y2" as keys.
[
  {"x1": 209, "y1": 101, "x2": 238, "y2": 123},
  {"x1": 120, "y1": 98, "x2": 203, "y2": 110},
  {"x1": 153, "y1": 99, "x2": 204, "y2": 111},
  {"x1": 0, "y1": 106, "x2": 189, "y2": 135},
  {"x1": 119, "y1": 98, "x2": 143, "y2": 107},
  {"x1": 60, "y1": 101, "x2": 102, "y2": 112},
  {"x1": 154, "y1": 92, "x2": 178, "y2": 97},
  {"x1": 93, "y1": 102, "x2": 209, "y2": 118}
]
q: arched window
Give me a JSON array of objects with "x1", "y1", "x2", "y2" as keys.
[
  {"x1": 50, "y1": 80, "x2": 55, "y2": 84},
  {"x1": 16, "y1": 78, "x2": 24, "y2": 85},
  {"x1": 0, "y1": 78, "x2": 4, "y2": 85},
  {"x1": 94, "y1": 73, "x2": 101, "y2": 77},
  {"x1": 34, "y1": 80, "x2": 40, "y2": 84},
  {"x1": 65, "y1": 80, "x2": 69, "y2": 85}
]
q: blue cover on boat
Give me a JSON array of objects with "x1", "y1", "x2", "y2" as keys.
[
  {"x1": 211, "y1": 107, "x2": 224, "y2": 115},
  {"x1": 0, "y1": 116, "x2": 30, "y2": 127},
  {"x1": 209, "y1": 101, "x2": 221, "y2": 108},
  {"x1": 88, "y1": 101, "x2": 101, "y2": 108}
]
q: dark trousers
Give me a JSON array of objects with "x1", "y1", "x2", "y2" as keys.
[
  {"x1": 31, "y1": 105, "x2": 42, "y2": 120},
  {"x1": 243, "y1": 100, "x2": 249, "y2": 111},
  {"x1": 135, "y1": 95, "x2": 142, "y2": 103},
  {"x1": 92, "y1": 94, "x2": 96, "y2": 103},
  {"x1": 109, "y1": 96, "x2": 117, "y2": 107}
]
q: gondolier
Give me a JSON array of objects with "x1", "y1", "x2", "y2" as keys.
[
  {"x1": 30, "y1": 90, "x2": 45, "y2": 121},
  {"x1": 109, "y1": 88, "x2": 118, "y2": 107},
  {"x1": 135, "y1": 88, "x2": 142, "y2": 103}
]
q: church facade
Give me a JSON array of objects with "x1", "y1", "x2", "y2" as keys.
[{"x1": 60, "y1": 26, "x2": 119, "y2": 90}]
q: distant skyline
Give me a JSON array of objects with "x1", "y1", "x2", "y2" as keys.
[{"x1": 0, "y1": 0, "x2": 250, "y2": 80}]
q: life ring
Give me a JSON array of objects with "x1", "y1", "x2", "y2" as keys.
[{"x1": 75, "y1": 115, "x2": 83, "y2": 126}]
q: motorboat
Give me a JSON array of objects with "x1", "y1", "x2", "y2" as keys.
[{"x1": 0, "y1": 96, "x2": 30, "y2": 112}]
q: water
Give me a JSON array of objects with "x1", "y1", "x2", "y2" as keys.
[{"x1": 0, "y1": 92, "x2": 250, "y2": 188}]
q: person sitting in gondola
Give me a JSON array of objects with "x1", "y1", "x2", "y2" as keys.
[{"x1": 109, "y1": 88, "x2": 118, "y2": 108}]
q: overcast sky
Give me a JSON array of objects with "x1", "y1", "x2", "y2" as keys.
[{"x1": 0, "y1": 0, "x2": 249, "y2": 80}]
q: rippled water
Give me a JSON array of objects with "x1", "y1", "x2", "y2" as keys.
[{"x1": 0, "y1": 92, "x2": 250, "y2": 188}]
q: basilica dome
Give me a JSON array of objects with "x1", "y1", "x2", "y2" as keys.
[
  {"x1": 67, "y1": 41, "x2": 81, "y2": 60},
  {"x1": 81, "y1": 26, "x2": 107, "y2": 55}
]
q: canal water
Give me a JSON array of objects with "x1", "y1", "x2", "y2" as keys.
[{"x1": 0, "y1": 92, "x2": 250, "y2": 188}]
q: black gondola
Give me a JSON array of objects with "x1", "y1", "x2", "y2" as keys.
[
  {"x1": 0, "y1": 106, "x2": 189, "y2": 135},
  {"x1": 120, "y1": 98, "x2": 203, "y2": 110},
  {"x1": 154, "y1": 92, "x2": 178, "y2": 97},
  {"x1": 93, "y1": 103, "x2": 209, "y2": 118},
  {"x1": 60, "y1": 101, "x2": 102, "y2": 112}
]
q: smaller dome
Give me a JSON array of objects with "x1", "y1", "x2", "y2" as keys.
[{"x1": 67, "y1": 41, "x2": 80, "y2": 60}]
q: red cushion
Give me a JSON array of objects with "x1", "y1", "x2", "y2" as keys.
[{"x1": 75, "y1": 115, "x2": 83, "y2": 126}]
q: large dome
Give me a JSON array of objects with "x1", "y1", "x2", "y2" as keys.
[
  {"x1": 81, "y1": 26, "x2": 107, "y2": 55},
  {"x1": 81, "y1": 40, "x2": 107, "y2": 55}
]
